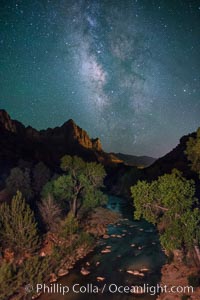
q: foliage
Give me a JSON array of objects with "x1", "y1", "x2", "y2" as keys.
[
  {"x1": 131, "y1": 169, "x2": 200, "y2": 251},
  {"x1": 0, "y1": 191, "x2": 40, "y2": 256},
  {"x1": 51, "y1": 175, "x2": 74, "y2": 204},
  {"x1": 60, "y1": 211, "x2": 79, "y2": 238},
  {"x1": 33, "y1": 162, "x2": 51, "y2": 194},
  {"x1": 0, "y1": 256, "x2": 51, "y2": 300},
  {"x1": 41, "y1": 180, "x2": 56, "y2": 198},
  {"x1": 38, "y1": 194, "x2": 62, "y2": 232},
  {"x1": 42, "y1": 155, "x2": 107, "y2": 216},
  {"x1": 75, "y1": 231, "x2": 95, "y2": 248},
  {"x1": 0, "y1": 262, "x2": 20, "y2": 300},
  {"x1": 50, "y1": 245, "x2": 64, "y2": 267},
  {"x1": 185, "y1": 128, "x2": 200, "y2": 176},
  {"x1": 60, "y1": 155, "x2": 106, "y2": 187},
  {"x1": 60, "y1": 155, "x2": 85, "y2": 174},
  {"x1": 82, "y1": 187, "x2": 107, "y2": 209},
  {"x1": 6, "y1": 167, "x2": 33, "y2": 199},
  {"x1": 84, "y1": 162, "x2": 106, "y2": 187},
  {"x1": 19, "y1": 256, "x2": 51, "y2": 289}
]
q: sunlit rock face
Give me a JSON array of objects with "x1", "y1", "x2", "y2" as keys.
[
  {"x1": 0, "y1": 110, "x2": 19, "y2": 133},
  {"x1": 0, "y1": 110, "x2": 101, "y2": 152},
  {"x1": 0, "y1": 109, "x2": 119, "y2": 169}
]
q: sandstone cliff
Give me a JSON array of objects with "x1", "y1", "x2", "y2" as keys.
[{"x1": 0, "y1": 110, "x2": 119, "y2": 170}]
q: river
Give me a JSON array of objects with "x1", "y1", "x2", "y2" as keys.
[{"x1": 39, "y1": 196, "x2": 166, "y2": 300}]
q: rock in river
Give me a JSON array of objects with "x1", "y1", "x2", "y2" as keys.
[
  {"x1": 101, "y1": 248, "x2": 111, "y2": 254},
  {"x1": 140, "y1": 268, "x2": 149, "y2": 272},
  {"x1": 58, "y1": 269, "x2": 69, "y2": 277},
  {"x1": 103, "y1": 234, "x2": 109, "y2": 239},
  {"x1": 127, "y1": 270, "x2": 144, "y2": 277},
  {"x1": 97, "y1": 276, "x2": 105, "y2": 282},
  {"x1": 80, "y1": 267, "x2": 90, "y2": 276}
]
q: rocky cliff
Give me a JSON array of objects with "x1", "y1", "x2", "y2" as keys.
[
  {"x1": 108, "y1": 130, "x2": 200, "y2": 196},
  {"x1": 1, "y1": 109, "x2": 198, "y2": 197},
  {"x1": 144, "y1": 132, "x2": 197, "y2": 180},
  {"x1": 0, "y1": 109, "x2": 118, "y2": 170}
]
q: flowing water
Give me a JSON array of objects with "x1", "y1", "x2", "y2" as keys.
[{"x1": 40, "y1": 196, "x2": 166, "y2": 300}]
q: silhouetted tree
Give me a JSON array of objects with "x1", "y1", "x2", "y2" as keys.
[
  {"x1": 6, "y1": 167, "x2": 33, "y2": 199},
  {"x1": 33, "y1": 162, "x2": 51, "y2": 194}
]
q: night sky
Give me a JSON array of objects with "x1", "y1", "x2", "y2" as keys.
[{"x1": 0, "y1": 0, "x2": 200, "y2": 157}]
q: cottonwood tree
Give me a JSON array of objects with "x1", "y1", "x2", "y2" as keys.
[
  {"x1": 0, "y1": 191, "x2": 40, "y2": 256},
  {"x1": 42, "y1": 155, "x2": 107, "y2": 216},
  {"x1": 131, "y1": 169, "x2": 200, "y2": 251}
]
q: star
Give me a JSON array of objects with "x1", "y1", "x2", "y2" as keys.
[{"x1": 0, "y1": 0, "x2": 199, "y2": 157}]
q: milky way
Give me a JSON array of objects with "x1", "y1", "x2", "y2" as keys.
[{"x1": 0, "y1": 0, "x2": 200, "y2": 157}]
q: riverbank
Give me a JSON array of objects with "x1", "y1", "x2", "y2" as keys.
[
  {"x1": 157, "y1": 250, "x2": 200, "y2": 300},
  {"x1": 49, "y1": 208, "x2": 120, "y2": 283},
  {"x1": 6, "y1": 207, "x2": 120, "y2": 300},
  {"x1": 7, "y1": 196, "x2": 167, "y2": 300}
]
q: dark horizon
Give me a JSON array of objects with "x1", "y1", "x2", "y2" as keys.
[{"x1": 1, "y1": 107, "x2": 197, "y2": 160}]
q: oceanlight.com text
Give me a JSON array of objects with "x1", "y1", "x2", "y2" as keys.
[{"x1": 25, "y1": 282, "x2": 194, "y2": 296}]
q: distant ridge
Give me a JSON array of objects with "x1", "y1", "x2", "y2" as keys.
[
  {"x1": 113, "y1": 152, "x2": 156, "y2": 167},
  {"x1": 1, "y1": 109, "x2": 198, "y2": 197}
]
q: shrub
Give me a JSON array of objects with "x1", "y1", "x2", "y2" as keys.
[
  {"x1": 0, "y1": 191, "x2": 40, "y2": 256},
  {"x1": 0, "y1": 262, "x2": 21, "y2": 300},
  {"x1": 187, "y1": 274, "x2": 200, "y2": 287},
  {"x1": 75, "y1": 231, "x2": 94, "y2": 248}
]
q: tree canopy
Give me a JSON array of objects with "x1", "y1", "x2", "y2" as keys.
[
  {"x1": 42, "y1": 155, "x2": 107, "y2": 216},
  {"x1": 131, "y1": 169, "x2": 200, "y2": 251}
]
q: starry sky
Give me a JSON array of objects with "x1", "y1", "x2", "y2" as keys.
[{"x1": 0, "y1": 0, "x2": 200, "y2": 157}]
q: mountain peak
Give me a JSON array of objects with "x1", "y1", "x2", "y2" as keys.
[
  {"x1": 59, "y1": 118, "x2": 102, "y2": 152},
  {"x1": 0, "y1": 110, "x2": 103, "y2": 166},
  {"x1": 0, "y1": 109, "x2": 17, "y2": 132},
  {"x1": 62, "y1": 118, "x2": 76, "y2": 127}
]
